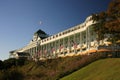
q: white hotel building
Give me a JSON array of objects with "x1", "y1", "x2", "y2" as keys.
[{"x1": 9, "y1": 16, "x2": 120, "y2": 60}]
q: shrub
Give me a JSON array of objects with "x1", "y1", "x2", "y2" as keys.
[
  {"x1": 0, "y1": 60, "x2": 3, "y2": 70},
  {"x1": 3, "y1": 58, "x2": 28, "y2": 70},
  {"x1": 3, "y1": 58, "x2": 17, "y2": 69},
  {"x1": 0, "y1": 69, "x2": 24, "y2": 80}
]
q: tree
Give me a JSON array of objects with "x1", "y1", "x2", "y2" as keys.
[
  {"x1": 92, "y1": 12, "x2": 108, "y2": 41},
  {"x1": 92, "y1": 0, "x2": 120, "y2": 44},
  {"x1": 106, "y1": 0, "x2": 120, "y2": 44},
  {"x1": 106, "y1": 0, "x2": 120, "y2": 32},
  {"x1": 0, "y1": 60, "x2": 3, "y2": 70},
  {"x1": 3, "y1": 58, "x2": 17, "y2": 69}
]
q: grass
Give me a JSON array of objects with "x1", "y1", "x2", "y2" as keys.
[
  {"x1": 18, "y1": 53, "x2": 107, "y2": 80},
  {"x1": 1, "y1": 52, "x2": 120, "y2": 80},
  {"x1": 61, "y1": 58, "x2": 120, "y2": 80}
]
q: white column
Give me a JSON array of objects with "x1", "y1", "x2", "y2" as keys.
[
  {"x1": 67, "y1": 37, "x2": 70, "y2": 54},
  {"x1": 88, "y1": 26, "x2": 90, "y2": 50},
  {"x1": 80, "y1": 32, "x2": 82, "y2": 52},
  {"x1": 86, "y1": 28, "x2": 88, "y2": 50},
  {"x1": 63, "y1": 38, "x2": 65, "y2": 55}
]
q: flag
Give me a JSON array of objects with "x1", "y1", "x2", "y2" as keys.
[
  {"x1": 74, "y1": 42, "x2": 77, "y2": 49},
  {"x1": 37, "y1": 50, "x2": 41, "y2": 57},
  {"x1": 59, "y1": 44, "x2": 63, "y2": 51},
  {"x1": 44, "y1": 49, "x2": 47, "y2": 54},
  {"x1": 52, "y1": 47, "x2": 55, "y2": 53},
  {"x1": 71, "y1": 40, "x2": 77, "y2": 48}
]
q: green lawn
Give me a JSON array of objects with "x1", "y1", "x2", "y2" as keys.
[{"x1": 61, "y1": 58, "x2": 120, "y2": 80}]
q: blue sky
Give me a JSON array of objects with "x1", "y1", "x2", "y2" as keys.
[{"x1": 0, "y1": 0, "x2": 112, "y2": 60}]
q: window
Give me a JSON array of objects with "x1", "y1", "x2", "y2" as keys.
[
  {"x1": 59, "y1": 33, "x2": 61, "y2": 36},
  {"x1": 63, "y1": 32, "x2": 65, "y2": 35}
]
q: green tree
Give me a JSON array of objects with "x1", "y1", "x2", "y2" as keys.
[
  {"x1": 92, "y1": 12, "x2": 107, "y2": 41},
  {"x1": 0, "y1": 60, "x2": 4, "y2": 70}
]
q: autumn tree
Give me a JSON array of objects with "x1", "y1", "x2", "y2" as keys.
[{"x1": 92, "y1": 0, "x2": 120, "y2": 44}]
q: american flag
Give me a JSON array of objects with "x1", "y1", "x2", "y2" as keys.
[
  {"x1": 71, "y1": 40, "x2": 77, "y2": 48},
  {"x1": 59, "y1": 44, "x2": 63, "y2": 51},
  {"x1": 37, "y1": 50, "x2": 41, "y2": 57},
  {"x1": 44, "y1": 49, "x2": 47, "y2": 54},
  {"x1": 74, "y1": 42, "x2": 77, "y2": 49},
  {"x1": 52, "y1": 47, "x2": 55, "y2": 53}
]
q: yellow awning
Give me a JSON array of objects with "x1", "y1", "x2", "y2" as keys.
[{"x1": 116, "y1": 40, "x2": 120, "y2": 43}]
